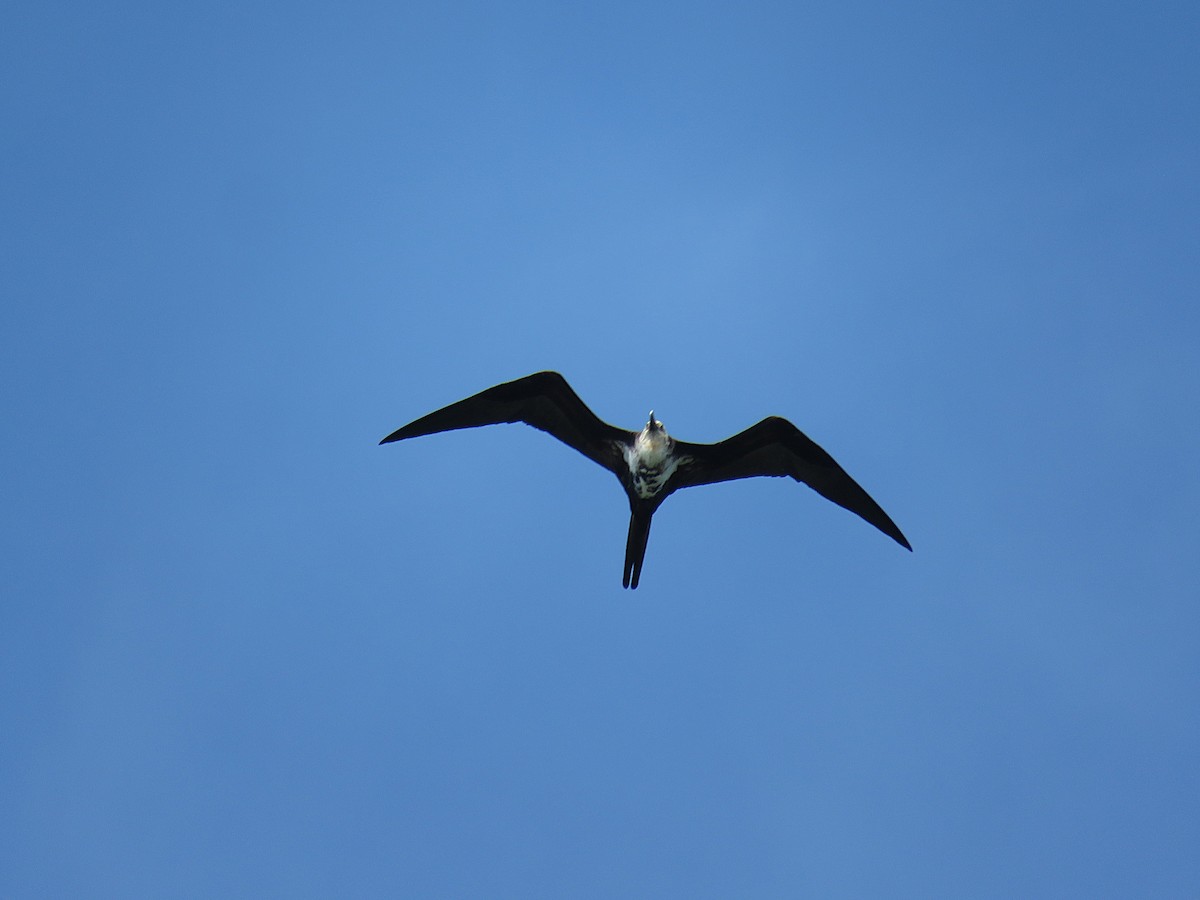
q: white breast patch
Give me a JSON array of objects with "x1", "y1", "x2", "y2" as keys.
[{"x1": 623, "y1": 436, "x2": 689, "y2": 499}]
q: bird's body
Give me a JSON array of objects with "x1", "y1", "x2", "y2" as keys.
[
  {"x1": 623, "y1": 417, "x2": 688, "y2": 500},
  {"x1": 380, "y1": 371, "x2": 910, "y2": 588}
]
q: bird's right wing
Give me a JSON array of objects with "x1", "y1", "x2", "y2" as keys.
[
  {"x1": 379, "y1": 371, "x2": 631, "y2": 474},
  {"x1": 672, "y1": 416, "x2": 911, "y2": 550}
]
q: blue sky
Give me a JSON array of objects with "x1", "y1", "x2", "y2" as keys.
[{"x1": 3, "y1": 1, "x2": 1198, "y2": 896}]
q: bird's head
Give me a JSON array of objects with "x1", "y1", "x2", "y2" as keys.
[{"x1": 638, "y1": 411, "x2": 671, "y2": 454}]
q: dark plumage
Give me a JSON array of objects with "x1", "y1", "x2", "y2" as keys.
[{"x1": 381, "y1": 371, "x2": 910, "y2": 588}]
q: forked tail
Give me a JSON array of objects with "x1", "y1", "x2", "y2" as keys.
[{"x1": 623, "y1": 511, "x2": 654, "y2": 589}]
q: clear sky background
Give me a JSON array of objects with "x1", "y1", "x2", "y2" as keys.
[{"x1": 3, "y1": 1, "x2": 1198, "y2": 897}]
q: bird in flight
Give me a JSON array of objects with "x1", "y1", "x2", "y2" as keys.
[{"x1": 380, "y1": 371, "x2": 910, "y2": 589}]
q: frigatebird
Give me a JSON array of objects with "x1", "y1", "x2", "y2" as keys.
[{"x1": 380, "y1": 371, "x2": 910, "y2": 589}]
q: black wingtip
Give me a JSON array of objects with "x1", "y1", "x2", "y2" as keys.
[
  {"x1": 379, "y1": 426, "x2": 411, "y2": 445},
  {"x1": 885, "y1": 525, "x2": 912, "y2": 552}
]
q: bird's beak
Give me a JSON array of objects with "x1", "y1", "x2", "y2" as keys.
[{"x1": 647, "y1": 411, "x2": 657, "y2": 430}]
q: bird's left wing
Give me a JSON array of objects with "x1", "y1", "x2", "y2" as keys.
[
  {"x1": 672, "y1": 416, "x2": 911, "y2": 550},
  {"x1": 380, "y1": 371, "x2": 631, "y2": 474}
]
